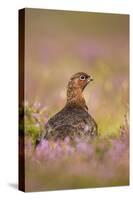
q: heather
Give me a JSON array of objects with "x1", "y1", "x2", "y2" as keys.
[{"x1": 23, "y1": 103, "x2": 129, "y2": 192}]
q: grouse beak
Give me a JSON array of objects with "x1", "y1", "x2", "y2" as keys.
[
  {"x1": 87, "y1": 76, "x2": 93, "y2": 82},
  {"x1": 90, "y1": 77, "x2": 93, "y2": 81}
]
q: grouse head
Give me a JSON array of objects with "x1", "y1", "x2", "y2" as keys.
[
  {"x1": 70, "y1": 72, "x2": 93, "y2": 90},
  {"x1": 66, "y1": 72, "x2": 93, "y2": 110}
]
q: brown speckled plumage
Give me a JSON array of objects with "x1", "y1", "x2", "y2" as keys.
[{"x1": 44, "y1": 72, "x2": 97, "y2": 140}]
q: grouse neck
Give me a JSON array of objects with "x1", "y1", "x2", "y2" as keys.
[{"x1": 66, "y1": 86, "x2": 88, "y2": 111}]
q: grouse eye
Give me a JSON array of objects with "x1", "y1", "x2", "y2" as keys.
[{"x1": 80, "y1": 75, "x2": 86, "y2": 80}]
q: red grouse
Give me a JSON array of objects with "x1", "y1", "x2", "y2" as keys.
[{"x1": 42, "y1": 72, "x2": 97, "y2": 140}]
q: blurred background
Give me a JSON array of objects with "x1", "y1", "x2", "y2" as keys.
[{"x1": 25, "y1": 8, "x2": 129, "y2": 135}]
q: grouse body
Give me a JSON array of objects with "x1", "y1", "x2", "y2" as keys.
[{"x1": 43, "y1": 72, "x2": 97, "y2": 140}]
